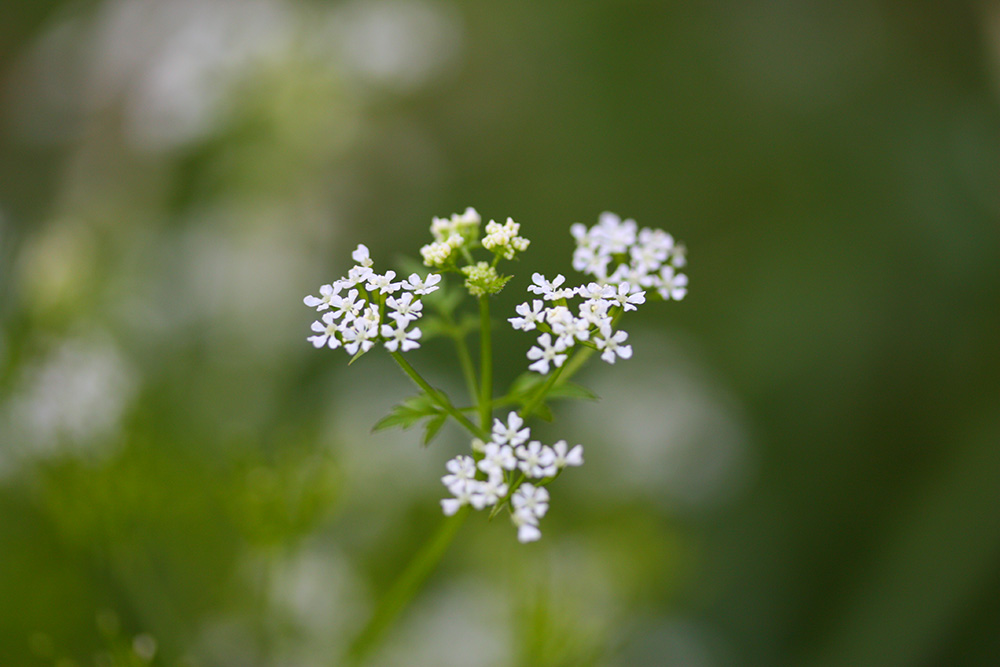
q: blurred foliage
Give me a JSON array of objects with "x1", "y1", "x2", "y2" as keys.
[{"x1": 1, "y1": 0, "x2": 999, "y2": 665}]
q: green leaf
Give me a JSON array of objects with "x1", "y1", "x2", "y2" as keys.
[
  {"x1": 546, "y1": 382, "x2": 599, "y2": 401},
  {"x1": 504, "y1": 372, "x2": 599, "y2": 405},
  {"x1": 422, "y1": 413, "x2": 448, "y2": 446},
  {"x1": 372, "y1": 394, "x2": 441, "y2": 432}
]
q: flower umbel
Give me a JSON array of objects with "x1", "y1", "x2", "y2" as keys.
[{"x1": 305, "y1": 210, "x2": 687, "y2": 543}]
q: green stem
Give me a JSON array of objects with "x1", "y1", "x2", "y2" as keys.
[
  {"x1": 390, "y1": 352, "x2": 488, "y2": 440},
  {"x1": 345, "y1": 507, "x2": 470, "y2": 664},
  {"x1": 479, "y1": 297, "x2": 493, "y2": 431},
  {"x1": 519, "y1": 363, "x2": 565, "y2": 419},
  {"x1": 452, "y1": 332, "x2": 479, "y2": 406}
]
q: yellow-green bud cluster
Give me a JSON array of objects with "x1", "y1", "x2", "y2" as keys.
[
  {"x1": 461, "y1": 261, "x2": 511, "y2": 296},
  {"x1": 482, "y1": 218, "x2": 530, "y2": 260},
  {"x1": 421, "y1": 207, "x2": 482, "y2": 268}
]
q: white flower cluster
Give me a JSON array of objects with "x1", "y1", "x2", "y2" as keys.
[
  {"x1": 304, "y1": 244, "x2": 441, "y2": 355},
  {"x1": 509, "y1": 275, "x2": 641, "y2": 373},
  {"x1": 571, "y1": 212, "x2": 688, "y2": 301},
  {"x1": 440, "y1": 412, "x2": 582, "y2": 543}
]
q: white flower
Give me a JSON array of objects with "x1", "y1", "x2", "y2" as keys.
[
  {"x1": 548, "y1": 310, "x2": 591, "y2": 346},
  {"x1": 472, "y1": 476, "x2": 508, "y2": 508},
  {"x1": 307, "y1": 312, "x2": 343, "y2": 349},
  {"x1": 441, "y1": 485, "x2": 476, "y2": 516},
  {"x1": 303, "y1": 283, "x2": 341, "y2": 310},
  {"x1": 478, "y1": 442, "x2": 517, "y2": 475},
  {"x1": 386, "y1": 292, "x2": 423, "y2": 323},
  {"x1": 527, "y1": 333, "x2": 568, "y2": 374},
  {"x1": 381, "y1": 322, "x2": 422, "y2": 352},
  {"x1": 657, "y1": 266, "x2": 688, "y2": 301},
  {"x1": 492, "y1": 411, "x2": 530, "y2": 446},
  {"x1": 442, "y1": 455, "x2": 477, "y2": 494},
  {"x1": 594, "y1": 328, "x2": 632, "y2": 364},
  {"x1": 511, "y1": 483, "x2": 549, "y2": 518},
  {"x1": 511, "y1": 508, "x2": 541, "y2": 543},
  {"x1": 402, "y1": 272, "x2": 442, "y2": 295},
  {"x1": 515, "y1": 441, "x2": 557, "y2": 478},
  {"x1": 342, "y1": 319, "x2": 377, "y2": 355},
  {"x1": 578, "y1": 298, "x2": 613, "y2": 328},
  {"x1": 329, "y1": 289, "x2": 363, "y2": 321},
  {"x1": 551, "y1": 440, "x2": 584, "y2": 468},
  {"x1": 352, "y1": 243, "x2": 374, "y2": 268},
  {"x1": 612, "y1": 282, "x2": 646, "y2": 311},
  {"x1": 344, "y1": 264, "x2": 375, "y2": 287},
  {"x1": 577, "y1": 282, "x2": 614, "y2": 300},
  {"x1": 366, "y1": 271, "x2": 401, "y2": 295},
  {"x1": 508, "y1": 300, "x2": 546, "y2": 331},
  {"x1": 670, "y1": 243, "x2": 687, "y2": 268},
  {"x1": 527, "y1": 273, "x2": 568, "y2": 300}
]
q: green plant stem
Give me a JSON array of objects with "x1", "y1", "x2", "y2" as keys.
[
  {"x1": 479, "y1": 296, "x2": 492, "y2": 431},
  {"x1": 519, "y1": 363, "x2": 565, "y2": 419},
  {"x1": 345, "y1": 507, "x2": 470, "y2": 664},
  {"x1": 390, "y1": 352, "x2": 488, "y2": 440},
  {"x1": 452, "y1": 332, "x2": 479, "y2": 406}
]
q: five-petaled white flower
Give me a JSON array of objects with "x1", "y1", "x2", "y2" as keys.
[
  {"x1": 527, "y1": 333, "x2": 568, "y2": 374},
  {"x1": 612, "y1": 282, "x2": 646, "y2": 311},
  {"x1": 594, "y1": 328, "x2": 632, "y2": 364},
  {"x1": 381, "y1": 322, "x2": 422, "y2": 352},
  {"x1": 511, "y1": 508, "x2": 541, "y2": 543},
  {"x1": 307, "y1": 312, "x2": 342, "y2": 349},
  {"x1": 387, "y1": 292, "x2": 423, "y2": 323},
  {"x1": 512, "y1": 483, "x2": 549, "y2": 519},
  {"x1": 551, "y1": 440, "x2": 584, "y2": 468},
  {"x1": 527, "y1": 273, "x2": 568, "y2": 300},
  {"x1": 304, "y1": 283, "x2": 341, "y2": 310},
  {"x1": 441, "y1": 455, "x2": 477, "y2": 494},
  {"x1": 508, "y1": 300, "x2": 546, "y2": 331},
  {"x1": 492, "y1": 411, "x2": 530, "y2": 446},
  {"x1": 402, "y1": 272, "x2": 442, "y2": 295},
  {"x1": 515, "y1": 441, "x2": 557, "y2": 479}
]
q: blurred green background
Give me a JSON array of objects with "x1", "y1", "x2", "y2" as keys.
[{"x1": 2, "y1": 1, "x2": 999, "y2": 665}]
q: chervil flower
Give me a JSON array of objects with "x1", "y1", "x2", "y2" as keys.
[
  {"x1": 492, "y1": 411, "x2": 530, "y2": 446},
  {"x1": 527, "y1": 273, "x2": 567, "y2": 300},
  {"x1": 527, "y1": 333, "x2": 568, "y2": 374},
  {"x1": 551, "y1": 440, "x2": 584, "y2": 468},
  {"x1": 342, "y1": 319, "x2": 378, "y2": 355},
  {"x1": 612, "y1": 282, "x2": 646, "y2": 311},
  {"x1": 508, "y1": 300, "x2": 546, "y2": 331},
  {"x1": 548, "y1": 310, "x2": 591, "y2": 346},
  {"x1": 515, "y1": 441, "x2": 557, "y2": 478},
  {"x1": 478, "y1": 442, "x2": 517, "y2": 475},
  {"x1": 441, "y1": 484, "x2": 476, "y2": 516},
  {"x1": 304, "y1": 283, "x2": 341, "y2": 310},
  {"x1": 657, "y1": 266, "x2": 688, "y2": 301},
  {"x1": 401, "y1": 272, "x2": 442, "y2": 295},
  {"x1": 344, "y1": 264, "x2": 375, "y2": 287},
  {"x1": 511, "y1": 508, "x2": 541, "y2": 543},
  {"x1": 381, "y1": 322, "x2": 422, "y2": 352},
  {"x1": 366, "y1": 271, "x2": 401, "y2": 295},
  {"x1": 578, "y1": 298, "x2": 613, "y2": 328},
  {"x1": 386, "y1": 292, "x2": 423, "y2": 323},
  {"x1": 577, "y1": 282, "x2": 614, "y2": 300},
  {"x1": 594, "y1": 328, "x2": 632, "y2": 364},
  {"x1": 442, "y1": 455, "x2": 477, "y2": 494},
  {"x1": 472, "y1": 476, "x2": 509, "y2": 508},
  {"x1": 330, "y1": 289, "x2": 363, "y2": 321},
  {"x1": 512, "y1": 483, "x2": 549, "y2": 519},
  {"x1": 352, "y1": 243, "x2": 374, "y2": 268},
  {"x1": 307, "y1": 312, "x2": 343, "y2": 349}
]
